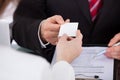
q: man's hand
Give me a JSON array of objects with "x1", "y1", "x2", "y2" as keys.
[
  {"x1": 56, "y1": 30, "x2": 83, "y2": 63},
  {"x1": 105, "y1": 33, "x2": 120, "y2": 60},
  {"x1": 40, "y1": 15, "x2": 70, "y2": 45}
]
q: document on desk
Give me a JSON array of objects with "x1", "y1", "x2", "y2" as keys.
[{"x1": 71, "y1": 47, "x2": 114, "y2": 80}]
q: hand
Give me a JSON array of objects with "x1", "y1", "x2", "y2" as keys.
[
  {"x1": 105, "y1": 33, "x2": 120, "y2": 60},
  {"x1": 40, "y1": 15, "x2": 70, "y2": 45},
  {"x1": 56, "y1": 30, "x2": 83, "y2": 63}
]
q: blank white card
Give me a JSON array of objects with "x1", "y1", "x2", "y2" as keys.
[{"x1": 58, "y1": 22, "x2": 78, "y2": 37}]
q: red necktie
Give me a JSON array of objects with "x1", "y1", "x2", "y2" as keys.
[{"x1": 89, "y1": 0, "x2": 102, "y2": 21}]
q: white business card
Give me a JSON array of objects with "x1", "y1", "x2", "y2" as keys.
[{"x1": 58, "y1": 22, "x2": 78, "y2": 37}]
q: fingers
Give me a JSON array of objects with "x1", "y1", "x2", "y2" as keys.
[
  {"x1": 76, "y1": 30, "x2": 83, "y2": 40},
  {"x1": 47, "y1": 24, "x2": 60, "y2": 32},
  {"x1": 40, "y1": 15, "x2": 65, "y2": 44},
  {"x1": 50, "y1": 37, "x2": 58, "y2": 45},
  {"x1": 106, "y1": 33, "x2": 120, "y2": 60},
  {"x1": 44, "y1": 31, "x2": 58, "y2": 38},
  {"x1": 59, "y1": 34, "x2": 68, "y2": 42},
  {"x1": 42, "y1": 22, "x2": 60, "y2": 31},
  {"x1": 108, "y1": 33, "x2": 120, "y2": 46},
  {"x1": 48, "y1": 15, "x2": 65, "y2": 24},
  {"x1": 105, "y1": 46, "x2": 120, "y2": 60},
  {"x1": 58, "y1": 34, "x2": 73, "y2": 42},
  {"x1": 59, "y1": 30, "x2": 83, "y2": 42},
  {"x1": 65, "y1": 19, "x2": 70, "y2": 23},
  {"x1": 43, "y1": 31, "x2": 58, "y2": 43},
  {"x1": 76, "y1": 30, "x2": 82, "y2": 37}
]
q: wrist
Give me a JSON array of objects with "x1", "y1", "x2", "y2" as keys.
[{"x1": 57, "y1": 57, "x2": 72, "y2": 63}]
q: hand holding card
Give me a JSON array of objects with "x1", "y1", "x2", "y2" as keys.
[{"x1": 58, "y1": 22, "x2": 78, "y2": 37}]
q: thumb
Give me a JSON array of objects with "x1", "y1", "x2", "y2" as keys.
[
  {"x1": 59, "y1": 34, "x2": 68, "y2": 42},
  {"x1": 65, "y1": 19, "x2": 70, "y2": 23},
  {"x1": 76, "y1": 30, "x2": 83, "y2": 39},
  {"x1": 108, "y1": 33, "x2": 120, "y2": 46}
]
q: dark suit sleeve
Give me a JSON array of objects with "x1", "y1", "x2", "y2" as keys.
[{"x1": 12, "y1": 0, "x2": 55, "y2": 62}]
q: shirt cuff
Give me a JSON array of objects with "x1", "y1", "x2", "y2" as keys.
[
  {"x1": 51, "y1": 61, "x2": 75, "y2": 80},
  {"x1": 38, "y1": 20, "x2": 50, "y2": 48}
]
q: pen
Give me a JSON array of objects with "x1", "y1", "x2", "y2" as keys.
[{"x1": 93, "y1": 42, "x2": 120, "y2": 58}]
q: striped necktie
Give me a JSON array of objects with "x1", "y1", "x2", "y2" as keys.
[{"x1": 89, "y1": 0, "x2": 102, "y2": 21}]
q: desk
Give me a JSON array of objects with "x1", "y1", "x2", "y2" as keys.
[{"x1": 0, "y1": 45, "x2": 50, "y2": 80}]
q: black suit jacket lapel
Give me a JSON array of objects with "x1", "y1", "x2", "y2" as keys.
[
  {"x1": 95, "y1": 0, "x2": 113, "y2": 26},
  {"x1": 75, "y1": 0, "x2": 92, "y2": 24}
]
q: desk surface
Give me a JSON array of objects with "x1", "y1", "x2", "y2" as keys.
[{"x1": 0, "y1": 45, "x2": 50, "y2": 80}]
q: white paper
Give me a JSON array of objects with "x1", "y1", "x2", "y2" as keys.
[
  {"x1": 58, "y1": 22, "x2": 78, "y2": 37},
  {"x1": 71, "y1": 47, "x2": 114, "y2": 80},
  {"x1": 52, "y1": 47, "x2": 114, "y2": 80}
]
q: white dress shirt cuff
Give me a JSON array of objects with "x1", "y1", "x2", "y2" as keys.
[
  {"x1": 38, "y1": 20, "x2": 50, "y2": 48},
  {"x1": 52, "y1": 61, "x2": 75, "y2": 80}
]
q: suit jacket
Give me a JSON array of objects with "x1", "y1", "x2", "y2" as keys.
[{"x1": 12, "y1": 0, "x2": 120, "y2": 62}]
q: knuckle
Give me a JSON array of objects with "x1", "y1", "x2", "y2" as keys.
[
  {"x1": 115, "y1": 33, "x2": 120, "y2": 39},
  {"x1": 54, "y1": 15, "x2": 61, "y2": 17},
  {"x1": 54, "y1": 15, "x2": 62, "y2": 19}
]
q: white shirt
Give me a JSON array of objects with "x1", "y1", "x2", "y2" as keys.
[
  {"x1": 38, "y1": 21, "x2": 50, "y2": 48},
  {"x1": 0, "y1": 45, "x2": 75, "y2": 80}
]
